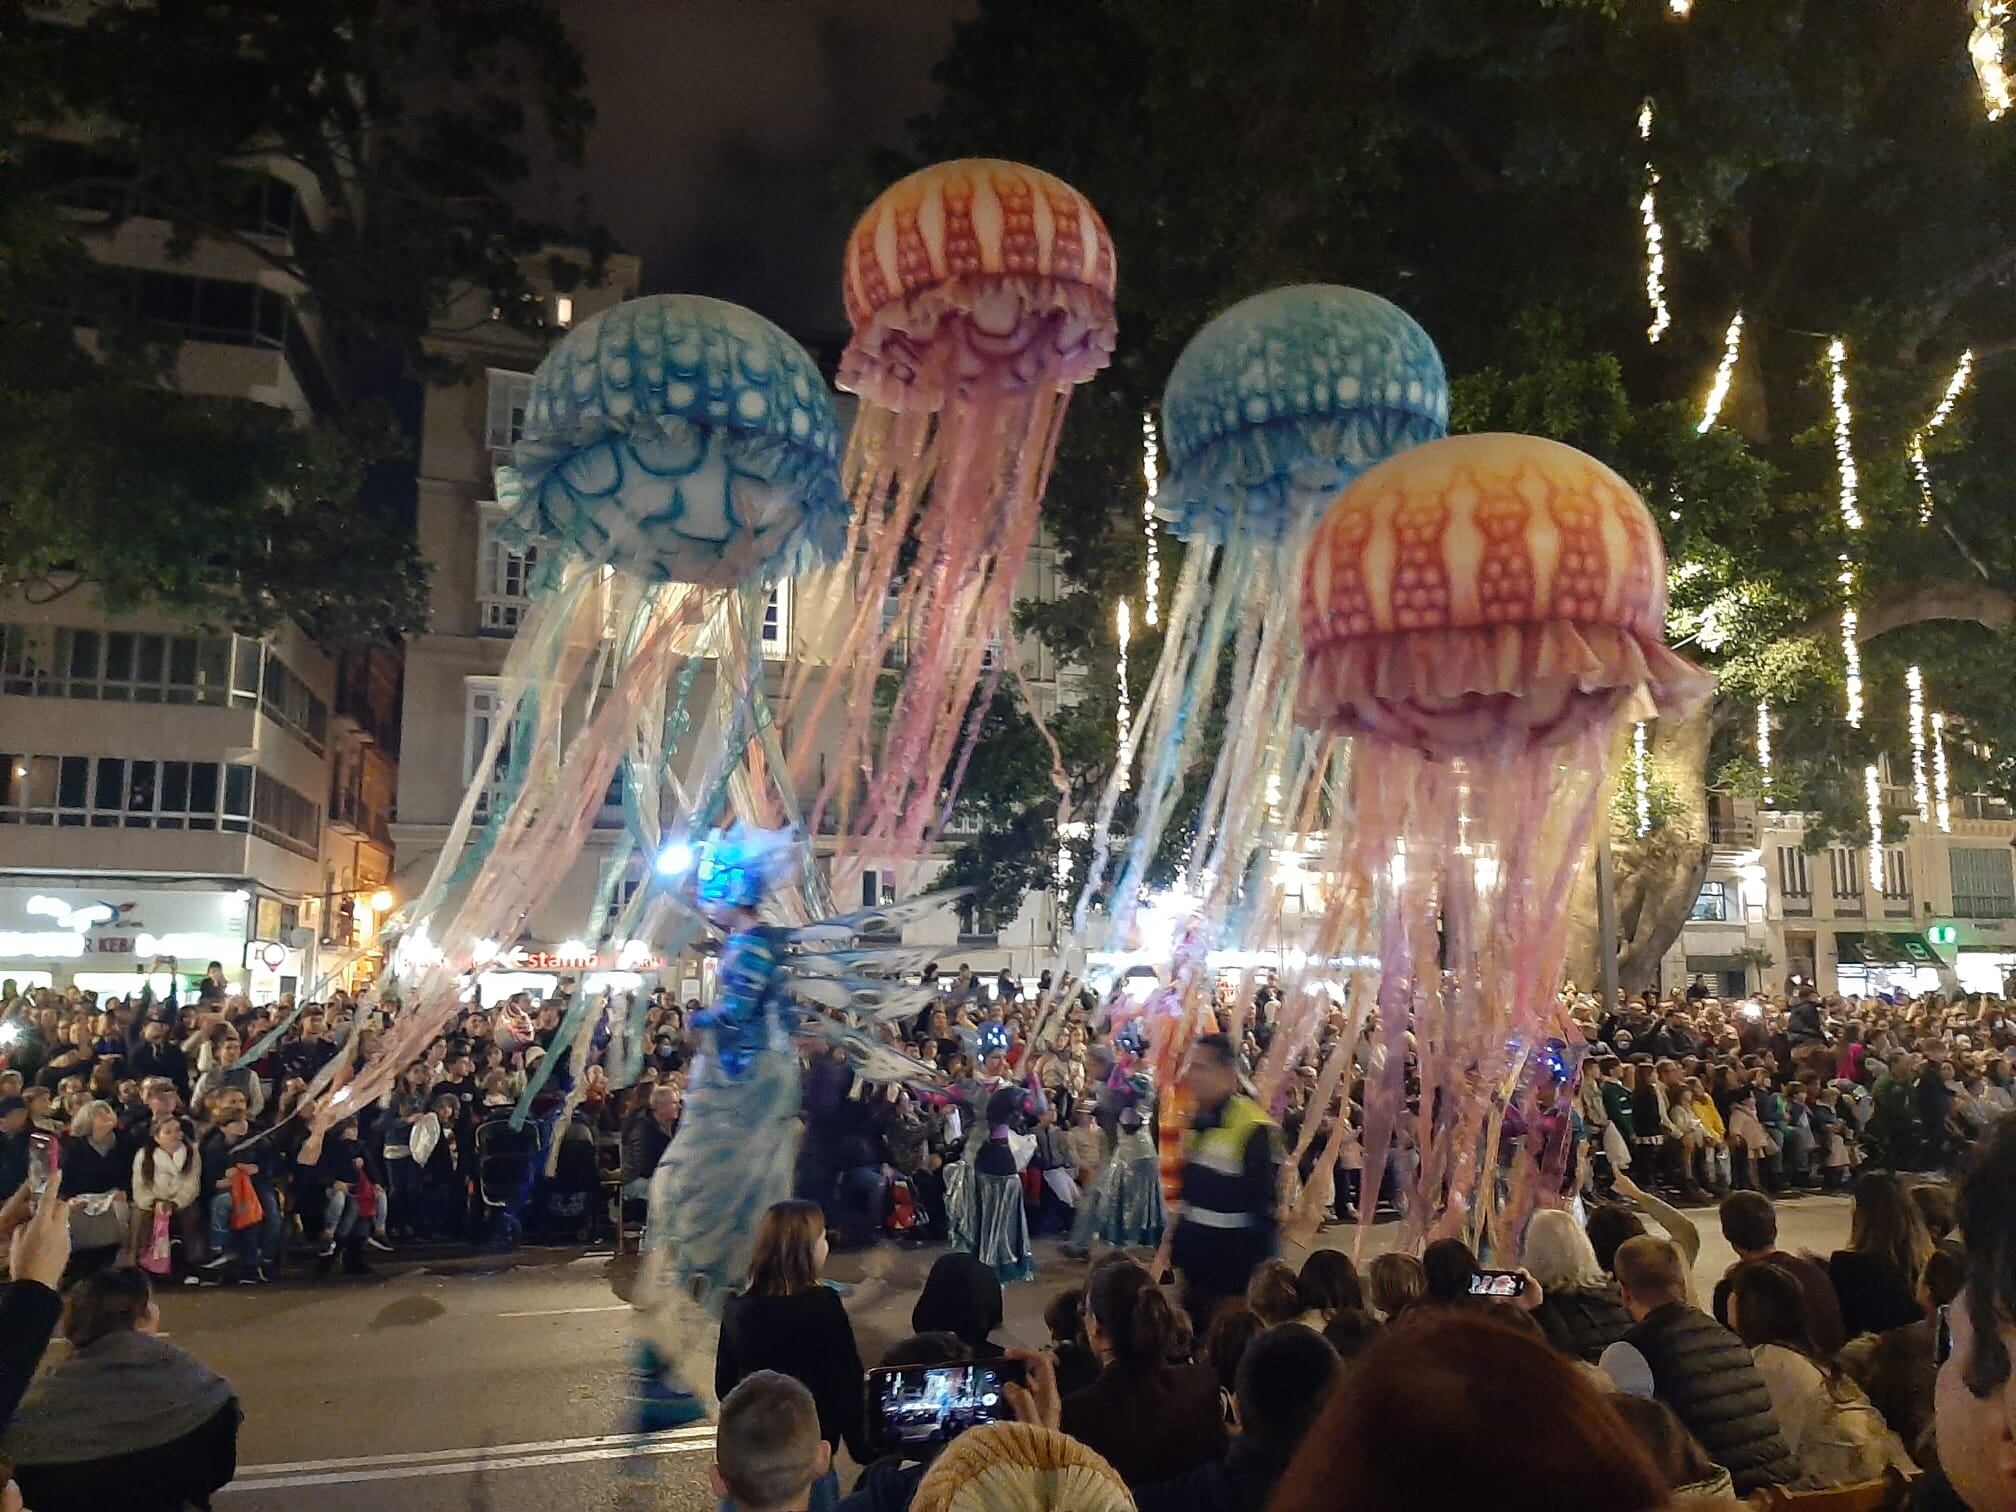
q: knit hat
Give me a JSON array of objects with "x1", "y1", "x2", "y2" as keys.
[{"x1": 909, "y1": 1424, "x2": 1134, "y2": 1512}]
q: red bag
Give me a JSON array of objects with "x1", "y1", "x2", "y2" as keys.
[
  {"x1": 229, "y1": 1168, "x2": 264, "y2": 1231},
  {"x1": 353, "y1": 1173, "x2": 378, "y2": 1222},
  {"x1": 139, "y1": 1208, "x2": 173, "y2": 1276},
  {"x1": 883, "y1": 1178, "x2": 917, "y2": 1234}
]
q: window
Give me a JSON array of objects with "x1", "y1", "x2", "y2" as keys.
[
  {"x1": 0, "y1": 623, "x2": 236, "y2": 706},
  {"x1": 958, "y1": 902, "x2": 1002, "y2": 944},
  {"x1": 860, "y1": 870, "x2": 896, "y2": 909},
  {"x1": 485, "y1": 370, "x2": 534, "y2": 454},
  {"x1": 762, "y1": 583, "x2": 790, "y2": 657},
  {"x1": 1690, "y1": 880, "x2": 1732, "y2": 922},
  {"x1": 1777, "y1": 845, "x2": 1811, "y2": 898},
  {"x1": 464, "y1": 679, "x2": 512, "y2": 822},
  {"x1": 1828, "y1": 846, "x2": 1865, "y2": 900},
  {"x1": 476, "y1": 504, "x2": 540, "y2": 633},
  {"x1": 1882, "y1": 847, "x2": 1911, "y2": 901},
  {"x1": 257, "y1": 650, "x2": 329, "y2": 754},
  {"x1": 0, "y1": 753, "x2": 304, "y2": 845},
  {"x1": 1951, "y1": 846, "x2": 2016, "y2": 919},
  {"x1": 603, "y1": 857, "x2": 645, "y2": 931}
]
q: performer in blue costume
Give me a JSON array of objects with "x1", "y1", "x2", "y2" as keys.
[{"x1": 629, "y1": 824, "x2": 954, "y2": 1428}]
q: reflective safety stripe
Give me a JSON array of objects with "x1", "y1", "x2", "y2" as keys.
[
  {"x1": 1181, "y1": 1207, "x2": 1259, "y2": 1229},
  {"x1": 1185, "y1": 1149, "x2": 1246, "y2": 1177}
]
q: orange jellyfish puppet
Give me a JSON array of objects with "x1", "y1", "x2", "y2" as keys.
[
  {"x1": 1294, "y1": 433, "x2": 1712, "y2": 1252},
  {"x1": 791, "y1": 159, "x2": 1117, "y2": 878}
]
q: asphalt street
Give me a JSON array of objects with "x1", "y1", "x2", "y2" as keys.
[{"x1": 136, "y1": 1196, "x2": 1857, "y2": 1510}]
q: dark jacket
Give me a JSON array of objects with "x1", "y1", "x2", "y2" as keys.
[
  {"x1": 1060, "y1": 1360, "x2": 1228, "y2": 1488},
  {"x1": 12, "y1": 1402, "x2": 238, "y2": 1512},
  {"x1": 716, "y1": 1285, "x2": 866, "y2": 1461},
  {"x1": 1534, "y1": 1283, "x2": 1633, "y2": 1363},
  {"x1": 127, "y1": 1040, "x2": 189, "y2": 1097},
  {"x1": 0, "y1": 1128, "x2": 30, "y2": 1196},
  {"x1": 1623, "y1": 1301, "x2": 1798, "y2": 1494},
  {"x1": 618, "y1": 1107, "x2": 673, "y2": 1185},
  {"x1": 1787, "y1": 1000, "x2": 1828, "y2": 1047},
  {"x1": 1713, "y1": 1251, "x2": 1848, "y2": 1357},
  {"x1": 1136, "y1": 1434, "x2": 1295, "y2": 1512},
  {"x1": 57, "y1": 1132, "x2": 129, "y2": 1196},
  {"x1": 0, "y1": 1281, "x2": 61, "y2": 1426},
  {"x1": 1855, "y1": 1316, "x2": 1940, "y2": 1453},
  {"x1": 1829, "y1": 1249, "x2": 1922, "y2": 1340},
  {"x1": 837, "y1": 1458, "x2": 928, "y2": 1512}
]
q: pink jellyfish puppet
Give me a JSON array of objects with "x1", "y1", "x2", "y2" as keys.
[
  {"x1": 787, "y1": 159, "x2": 1117, "y2": 882},
  {"x1": 1292, "y1": 434, "x2": 1711, "y2": 1253},
  {"x1": 306, "y1": 295, "x2": 851, "y2": 1134}
]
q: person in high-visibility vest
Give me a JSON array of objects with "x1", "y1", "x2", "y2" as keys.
[{"x1": 1167, "y1": 1033, "x2": 1280, "y2": 1332}]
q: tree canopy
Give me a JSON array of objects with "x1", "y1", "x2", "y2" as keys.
[
  {"x1": 0, "y1": 0, "x2": 607, "y2": 642},
  {"x1": 910, "y1": 0, "x2": 2016, "y2": 977}
]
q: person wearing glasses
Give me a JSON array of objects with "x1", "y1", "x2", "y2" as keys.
[{"x1": 1938, "y1": 1118, "x2": 2016, "y2": 1511}]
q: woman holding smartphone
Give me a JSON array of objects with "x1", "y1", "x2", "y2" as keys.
[{"x1": 714, "y1": 1200, "x2": 865, "y2": 1502}]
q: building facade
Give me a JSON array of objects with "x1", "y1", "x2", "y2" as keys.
[
  {"x1": 1666, "y1": 779, "x2": 2016, "y2": 1000},
  {"x1": 0, "y1": 133, "x2": 395, "y2": 998}
]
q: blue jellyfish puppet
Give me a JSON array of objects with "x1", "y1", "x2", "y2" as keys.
[{"x1": 1069, "y1": 286, "x2": 1447, "y2": 1055}]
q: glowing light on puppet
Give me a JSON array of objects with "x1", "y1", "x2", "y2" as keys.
[
  {"x1": 1908, "y1": 665, "x2": 1932, "y2": 823},
  {"x1": 1115, "y1": 599, "x2": 1133, "y2": 791},
  {"x1": 1973, "y1": 1, "x2": 2013, "y2": 120},
  {"x1": 1698, "y1": 313, "x2": 1744, "y2": 433},
  {"x1": 1633, "y1": 722, "x2": 1652, "y2": 837},
  {"x1": 1910, "y1": 350, "x2": 1975, "y2": 523},
  {"x1": 1865, "y1": 765, "x2": 1885, "y2": 898},
  {"x1": 1933, "y1": 711, "x2": 1954, "y2": 832},
  {"x1": 1142, "y1": 412, "x2": 1162, "y2": 628},
  {"x1": 1757, "y1": 703, "x2": 1773, "y2": 791},
  {"x1": 1670, "y1": 0, "x2": 1694, "y2": 12},
  {"x1": 1639, "y1": 102, "x2": 1671, "y2": 344}
]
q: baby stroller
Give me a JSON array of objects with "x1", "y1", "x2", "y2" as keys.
[
  {"x1": 537, "y1": 1115, "x2": 602, "y2": 1243},
  {"x1": 473, "y1": 1116, "x2": 545, "y2": 1250}
]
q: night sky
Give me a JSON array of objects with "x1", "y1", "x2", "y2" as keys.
[{"x1": 524, "y1": 0, "x2": 966, "y2": 340}]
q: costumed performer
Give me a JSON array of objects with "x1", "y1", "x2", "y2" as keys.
[{"x1": 1068, "y1": 1074, "x2": 1166, "y2": 1254}]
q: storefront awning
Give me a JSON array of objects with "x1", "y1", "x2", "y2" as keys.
[{"x1": 1835, "y1": 931, "x2": 1947, "y2": 967}]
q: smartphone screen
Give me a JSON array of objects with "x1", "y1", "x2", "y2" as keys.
[
  {"x1": 1469, "y1": 1269, "x2": 1524, "y2": 1299},
  {"x1": 26, "y1": 1132, "x2": 52, "y2": 1195},
  {"x1": 865, "y1": 1359, "x2": 1027, "y2": 1454}
]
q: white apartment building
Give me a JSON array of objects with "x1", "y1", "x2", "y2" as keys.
[
  {"x1": 1666, "y1": 779, "x2": 2016, "y2": 1000},
  {"x1": 393, "y1": 274, "x2": 1083, "y2": 1000},
  {"x1": 0, "y1": 137, "x2": 394, "y2": 999}
]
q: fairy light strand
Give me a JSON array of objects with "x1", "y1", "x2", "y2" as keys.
[
  {"x1": 1973, "y1": 1, "x2": 2013, "y2": 121},
  {"x1": 1757, "y1": 703, "x2": 1773, "y2": 794},
  {"x1": 1828, "y1": 339, "x2": 1865, "y2": 730},
  {"x1": 1639, "y1": 101, "x2": 1671, "y2": 343},
  {"x1": 1910, "y1": 350, "x2": 1975, "y2": 524},
  {"x1": 1114, "y1": 599, "x2": 1133, "y2": 792},
  {"x1": 1141, "y1": 413, "x2": 1162, "y2": 629},
  {"x1": 1932, "y1": 712, "x2": 1954, "y2": 832},
  {"x1": 1907, "y1": 665, "x2": 1932, "y2": 824},
  {"x1": 1633, "y1": 721, "x2": 1652, "y2": 836},
  {"x1": 1866, "y1": 765, "x2": 1885, "y2": 898},
  {"x1": 1698, "y1": 312, "x2": 1744, "y2": 433}
]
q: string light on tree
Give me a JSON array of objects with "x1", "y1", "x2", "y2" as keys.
[
  {"x1": 1932, "y1": 711, "x2": 1954, "y2": 832},
  {"x1": 1840, "y1": 567, "x2": 1864, "y2": 729},
  {"x1": 1697, "y1": 312, "x2": 1744, "y2": 433},
  {"x1": 1756, "y1": 703, "x2": 1773, "y2": 795},
  {"x1": 1972, "y1": 0, "x2": 2013, "y2": 120},
  {"x1": 1141, "y1": 412, "x2": 1162, "y2": 628},
  {"x1": 1866, "y1": 764, "x2": 1885, "y2": 898},
  {"x1": 1907, "y1": 665, "x2": 1933, "y2": 824},
  {"x1": 1639, "y1": 101, "x2": 1671, "y2": 343},
  {"x1": 1632, "y1": 722, "x2": 1652, "y2": 837},
  {"x1": 1909, "y1": 350, "x2": 1975, "y2": 523},
  {"x1": 1114, "y1": 599, "x2": 1133, "y2": 792}
]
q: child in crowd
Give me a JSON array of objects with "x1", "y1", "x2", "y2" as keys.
[{"x1": 709, "y1": 1371, "x2": 830, "y2": 1512}]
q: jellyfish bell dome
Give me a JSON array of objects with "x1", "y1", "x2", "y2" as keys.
[
  {"x1": 1297, "y1": 432, "x2": 1712, "y2": 757},
  {"x1": 838, "y1": 158, "x2": 1117, "y2": 410},
  {"x1": 1159, "y1": 285, "x2": 1449, "y2": 545},
  {"x1": 496, "y1": 293, "x2": 846, "y2": 588}
]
